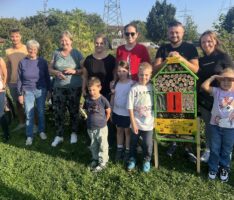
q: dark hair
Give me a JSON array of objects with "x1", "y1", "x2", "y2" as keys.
[
  {"x1": 88, "y1": 77, "x2": 101, "y2": 87},
  {"x1": 199, "y1": 30, "x2": 222, "y2": 53},
  {"x1": 124, "y1": 23, "x2": 138, "y2": 33},
  {"x1": 9, "y1": 28, "x2": 20, "y2": 34},
  {"x1": 118, "y1": 60, "x2": 129, "y2": 71},
  {"x1": 168, "y1": 21, "x2": 183, "y2": 28}
]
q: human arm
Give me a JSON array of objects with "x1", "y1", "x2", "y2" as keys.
[
  {"x1": 82, "y1": 66, "x2": 88, "y2": 96},
  {"x1": 105, "y1": 107, "x2": 111, "y2": 122},
  {"x1": 201, "y1": 75, "x2": 220, "y2": 94},
  {"x1": 0, "y1": 58, "x2": 7, "y2": 87},
  {"x1": 17, "y1": 62, "x2": 24, "y2": 104}
]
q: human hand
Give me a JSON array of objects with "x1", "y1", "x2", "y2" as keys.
[
  {"x1": 56, "y1": 71, "x2": 67, "y2": 80},
  {"x1": 131, "y1": 122, "x2": 138, "y2": 134},
  {"x1": 63, "y1": 68, "x2": 76, "y2": 75},
  {"x1": 18, "y1": 95, "x2": 24, "y2": 105}
]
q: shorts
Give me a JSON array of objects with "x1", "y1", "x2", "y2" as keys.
[{"x1": 112, "y1": 112, "x2": 130, "y2": 128}]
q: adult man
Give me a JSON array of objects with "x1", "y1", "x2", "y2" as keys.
[
  {"x1": 154, "y1": 21, "x2": 199, "y2": 162},
  {"x1": 5, "y1": 28, "x2": 27, "y2": 131}
]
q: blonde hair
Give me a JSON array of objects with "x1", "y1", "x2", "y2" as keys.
[
  {"x1": 88, "y1": 77, "x2": 101, "y2": 87},
  {"x1": 138, "y1": 62, "x2": 152, "y2": 72},
  {"x1": 60, "y1": 30, "x2": 73, "y2": 41}
]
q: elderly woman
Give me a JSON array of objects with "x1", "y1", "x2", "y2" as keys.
[
  {"x1": 82, "y1": 33, "x2": 116, "y2": 98},
  {"x1": 0, "y1": 57, "x2": 9, "y2": 142},
  {"x1": 198, "y1": 30, "x2": 234, "y2": 162},
  {"x1": 17, "y1": 40, "x2": 50, "y2": 145},
  {"x1": 49, "y1": 31, "x2": 83, "y2": 147}
]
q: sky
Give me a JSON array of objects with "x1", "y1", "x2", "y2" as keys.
[{"x1": 0, "y1": 0, "x2": 233, "y2": 33}]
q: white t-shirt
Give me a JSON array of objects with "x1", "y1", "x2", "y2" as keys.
[
  {"x1": 127, "y1": 83, "x2": 154, "y2": 131},
  {"x1": 210, "y1": 87, "x2": 234, "y2": 128},
  {"x1": 113, "y1": 79, "x2": 134, "y2": 116}
]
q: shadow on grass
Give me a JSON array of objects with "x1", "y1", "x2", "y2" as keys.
[{"x1": 0, "y1": 181, "x2": 36, "y2": 200}]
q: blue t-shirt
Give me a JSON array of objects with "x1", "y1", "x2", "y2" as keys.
[
  {"x1": 84, "y1": 95, "x2": 110, "y2": 129},
  {"x1": 17, "y1": 57, "x2": 51, "y2": 95},
  {"x1": 52, "y1": 48, "x2": 83, "y2": 88}
]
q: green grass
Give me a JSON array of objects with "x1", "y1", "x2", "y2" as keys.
[{"x1": 0, "y1": 113, "x2": 233, "y2": 200}]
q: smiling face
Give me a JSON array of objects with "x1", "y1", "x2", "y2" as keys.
[
  {"x1": 124, "y1": 25, "x2": 138, "y2": 45},
  {"x1": 94, "y1": 37, "x2": 106, "y2": 54},
  {"x1": 138, "y1": 68, "x2": 152, "y2": 85},
  {"x1": 60, "y1": 35, "x2": 72, "y2": 50},
  {"x1": 27, "y1": 46, "x2": 38, "y2": 59},
  {"x1": 200, "y1": 34, "x2": 217, "y2": 55},
  {"x1": 10, "y1": 32, "x2": 22, "y2": 47},
  {"x1": 168, "y1": 25, "x2": 184, "y2": 45}
]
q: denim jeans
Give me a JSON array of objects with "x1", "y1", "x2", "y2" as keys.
[
  {"x1": 0, "y1": 92, "x2": 5, "y2": 118},
  {"x1": 208, "y1": 125, "x2": 234, "y2": 172},
  {"x1": 24, "y1": 88, "x2": 47, "y2": 137},
  {"x1": 129, "y1": 129, "x2": 153, "y2": 162}
]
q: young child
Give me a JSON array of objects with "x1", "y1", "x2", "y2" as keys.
[
  {"x1": 111, "y1": 60, "x2": 134, "y2": 162},
  {"x1": 201, "y1": 68, "x2": 234, "y2": 182},
  {"x1": 126, "y1": 62, "x2": 154, "y2": 172},
  {"x1": 84, "y1": 77, "x2": 111, "y2": 172}
]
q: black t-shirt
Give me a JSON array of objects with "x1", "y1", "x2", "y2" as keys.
[
  {"x1": 197, "y1": 50, "x2": 234, "y2": 110},
  {"x1": 155, "y1": 42, "x2": 198, "y2": 61},
  {"x1": 84, "y1": 54, "x2": 116, "y2": 97}
]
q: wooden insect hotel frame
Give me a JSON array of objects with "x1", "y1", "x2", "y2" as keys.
[{"x1": 152, "y1": 57, "x2": 201, "y2": 173}]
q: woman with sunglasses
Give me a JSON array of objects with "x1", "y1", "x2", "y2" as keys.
[{"x1": 116, "y1": 23, "x2": 151, "y2": 81}]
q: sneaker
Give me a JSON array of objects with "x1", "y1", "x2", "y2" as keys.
[
  {"x1": 39, "y1": 132, "x2": 47, "y2": 140},
  {"x1": 12, "y1": 123, "x2": 25, "y2": 132},
  {"x1": 201, "y1": 150, "x2": 210, "y2": 163},
  {"x1": 51, "y1": 136, "x2": 64, "y2": 147},
  {"x1": 127, "y1": 158, "x2": 136, "y2": 171},
  {"x1": 70, "y1": 133, "x2": 77, "y2": 144},
  {"x1": 115, "y1": 148, "x2": 123, "y2": 161},
  {"x1": 26, "y1": 137, "x2": 33, "y2": 146},
  {"x1": 167, "y1": 144, "x2": 177, "y2": 157},
  {"x1": 92, "y1": 163, "x2": 106, "y2": 172},
  {"x1": 185, "y1": 150, "x2": 197, "y2": 164},
  {"x1": 208, "y1": 171, "x2": 217, "y2": 180},
  {"x1": 89, "y1": 160, "x2": 98, "y2": 169},
  {"x1": 143, "y1": 161, "x2": 151, "y2": 173},
  {"x1": 220, "y1": 168, "x2": 229, "y2": 182}
]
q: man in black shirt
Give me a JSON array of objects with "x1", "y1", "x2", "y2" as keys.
[{"x1": 154, "y1": 21, "x2": 199, "y2": 162}]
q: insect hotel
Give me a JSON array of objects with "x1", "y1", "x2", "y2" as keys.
[{"x1": 152, "y1": 56, "x2": 200, "y2": 173}]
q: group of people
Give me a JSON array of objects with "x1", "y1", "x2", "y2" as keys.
[{"x1": 0, "y1": 21, "x2": 233, "y2": 181}]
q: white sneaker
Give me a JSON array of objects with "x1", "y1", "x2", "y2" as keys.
[
  {"x1": 26, "y1": 137, "x2": 33, "y2": 146},
  {"x1": 39, "y1": 132, "x2": 47, "y2": 140},
  {"x1": 70, "y1": 133, "x2": 78, "y2": 144},
  {"x1": 51, "y1": 136, "x2": 64, "y2": 147},
  {"x1": 201, "y1": 149, "x2": 210, "y2": 163}
]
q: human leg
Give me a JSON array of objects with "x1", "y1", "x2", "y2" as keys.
[
  {"x1": 97, "y1": 126, "x2": 109, "y2": 165},
  {"x1": 0, "y1": 92, "x2": 9, "y2": 141}
]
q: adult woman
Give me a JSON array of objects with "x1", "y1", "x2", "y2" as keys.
[
  {"x1": 17, "y1": 40, "x2": 50, "y2": 145},
  {"x1": 116, "y1": 23, "x2": 151, "y2": 81},
  {"x1": 0, "y1": 57, "x2": 9, "y2": 142},
  {"x1": 82, "y1": 33, "x2": 116, "y2": 98},
  {"x1": 198, "y1": 30, "x2": 234, "y2": 162},
  {"x1": 50, "y1": 31, "x2": 83, "y2": 147}
]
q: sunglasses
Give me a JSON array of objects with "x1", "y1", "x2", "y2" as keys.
[{"x1": 125, "y1": 32, "x2": 136, "y2": 37}]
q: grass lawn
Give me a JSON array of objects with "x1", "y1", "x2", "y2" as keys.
[{"x1": 0, "y1": 111, "x2": 233, "y2": 200}]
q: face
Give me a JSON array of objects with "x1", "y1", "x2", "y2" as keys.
[
  {"x1": 201, "y1": 34, "x2": 216, "y2": 55},
  {"x1": 10, "y1": 32, "x2": 22, "y2": 46},
  {"x1": 27, "y1": 46, "x2": 38, "y2": 59},
  {"x1": 138, "y1": 68, "x2": 152, "y2": 85},
  {"x1": 124, "y1": 26, "x2": 138, "y2": 44},
  {"x1": 219, "y1": 72, "x2": 234, "y2": 91},
  {"x1": 88, "y1": 84, "x2": 101, "y2": 98},
  {"x1": 94, "y1": 37, "x2": 105, "y2": 53},
  {"x1": 60, "y1": 35, "x2": 72, "y2": 50},
  {"x1": 168, "y1": 26, "x2": 184, "y2": 45},
  {"x1": 117, "y1": 66, "x2": 129, "y2": 80}
]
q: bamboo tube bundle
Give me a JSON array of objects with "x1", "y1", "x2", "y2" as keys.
[
  {"x1": 157, "y1": 112, "x2": 194, "y2": 119},
  {"x1": 165, "y1": 64, "x2": 184, "y2": 72},
  {"x1": 182, "y1": 94, "x2": 194, "y2": 111}
]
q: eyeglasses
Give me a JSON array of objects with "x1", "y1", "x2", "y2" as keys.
[{"x1": 125, "y1": 32, "x2": 136, "y2": 37}]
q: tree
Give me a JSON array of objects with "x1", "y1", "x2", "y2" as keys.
[
  {"x1": 213, "y1": 14, "x2": 234, "y2": 60},
  {"x1": 183, "y1": 16, "x2": 199, "y2": 42},
  {"x1": 146, "y1": 0, "x2": 176, "y2": 43},
  {"x1": 222, "y1": 6, "x2": 234, "y2": 33}
]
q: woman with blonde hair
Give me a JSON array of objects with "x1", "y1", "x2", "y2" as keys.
[{"x1": 198, "y1": 30, "x2": 234, "y2": 162}]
